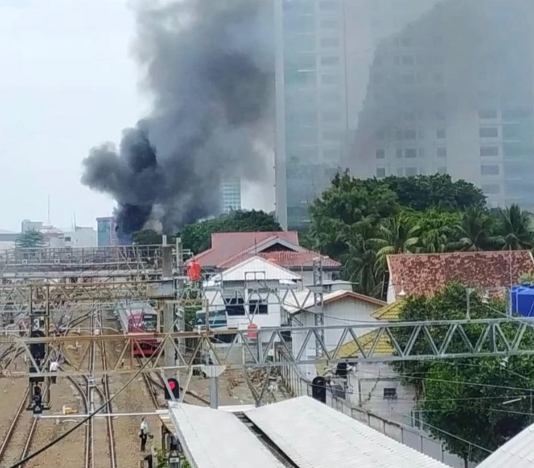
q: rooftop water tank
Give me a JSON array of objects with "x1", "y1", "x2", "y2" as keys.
[{"x1": 510, "y1": 285, "x2": 534, "y2": 317}]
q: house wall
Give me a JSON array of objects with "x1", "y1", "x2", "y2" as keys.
[
  {"x1": 291, "y1": 297, "x2": 383, "y2": 381},
  {"x1": 387, "y1": 281, "x2": 396, "y2": 303},
  {"x1": 299, "y1": 269, "x2": 335, "y2": 287},
  {"x1": 204, "y1": 279, "x2": 285, "y2": 344},
  {"x1": 347, "y1": 362, "x2": 417, "y2": 427}
]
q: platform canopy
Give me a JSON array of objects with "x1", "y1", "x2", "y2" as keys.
[
  {"x1": 477, "y1": 422, "x2": 534, "y2": 468},
  {"x1": 244, "y1": 396, "x2": 451, "y2": 468},
  {"x1": 167, "y1": 402, "x2": 286, "y2": 468}
]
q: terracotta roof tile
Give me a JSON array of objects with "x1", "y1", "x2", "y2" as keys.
[
  {"x1": 220, "y1": 251, "x2": 340, "y2": 269},
  {"x1": 387, "y1": 251, "x2": 534, "y2": 297},
  {"x1": 193, "y1": 231, "x2": 299, "y2": 268}
]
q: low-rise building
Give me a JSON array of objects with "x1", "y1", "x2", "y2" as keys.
[
  {"x1": 386, "y1": 250, "x2": 534, "y2": 303},
  {"x1": 192, "y1": 231, "x2": 341, "y2": 285}
]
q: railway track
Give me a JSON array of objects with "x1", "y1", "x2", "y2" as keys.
[{"x1": 0, "y1": 387, "x2": 42, "y2": 467}]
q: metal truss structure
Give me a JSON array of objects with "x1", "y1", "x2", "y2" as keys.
[
  {"x1": 2, "y1": 317, "x2": 534, "y2": 375},
  {"x1": 0, "y1": 244, "x2": 191, "y2": 280}
]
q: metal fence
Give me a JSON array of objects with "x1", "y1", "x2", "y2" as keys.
[{"x1": 279, "y1": 363, "x2": 477, "y2": 468}]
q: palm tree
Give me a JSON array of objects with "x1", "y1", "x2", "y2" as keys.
[
  {"x1": 341, "y1": 219, "x2": 381, "y2": 297},
  {"x1": 420, "y1": 229, "x2": 449, "y2": 253},
  {"x1": 372, "y1": 215, "x2": 420, "y2": 269},
  {"x1": 449, "y1": 207, "x2": 496, "y2": 251},
  {"x1": 494, "y1": 204, "x2": 534, "y2": 250}
]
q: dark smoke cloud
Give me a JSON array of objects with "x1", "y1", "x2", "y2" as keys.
[{"x1": 82, "y1": 0, "x2": 273, "y2": 234}]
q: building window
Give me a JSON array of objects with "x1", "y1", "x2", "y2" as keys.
[
  {"x1": 376, "y1": 167, "x2": 386, "y2": 178},
  {"x1": 480, "y1": 127, "x2": 498, "y2": 138},
  {"x1": 321, "y1": 19, "x2": 339, "y2": 29},
  {"x1": 480, "y1": 146, "x2": 499, "y2": 157},
  {"x1": 437, "y1": 166, "x2": 447, "y2": 174},
  {"x1": 481, "y1": 164, "x2": 500, "y2": 176},
  {"x1": 418, "y1": 148, "x2": 425, "y2": 157},
  {"x1": 320, "y1": 38, "x2": 339, "y2": 48},
  {"x1": 405, "y1": 148, "x2": 417, "y2": 158},
  {"x1": 436, "y1": 129, "x2": 447, "y2": 139},
  {"x1": 405, "y1": 167, "x2": 418, "y2": 176},
  {"x1": 321, "y1": 74, "x2": 340, "y2": 85},
  {"x1": 249, "y1": 299, "x2": 268, "y2": 315},
  {"x1": 376, "y1": 149, "x2": 385, "y2": 159},
  {"x1": 396, "y1": 148, "x2": 403, "y2": 159},
  {"x1": 321, "y1": 56, "x2": 340, "y2": 66},
  {"x1": 402, "y1": 55, "x2": 414, "y2": 65},
  {"x1": 322, "y1": 111, "x2": 342, "y2": 122},
  {"x1": 436, "y1": 147, "x2": 447, "y2": 158},
  {"x1": 479, "y1": 109, "x2": 498, "y2": 119},
  {"x1": 322, "y1": 130, "x2": 342, "y2": 141},
  {"x1": 319, "y1": 0, "x2": 338, "y2": 10},
  {"x1": 404, "y1": 129, "x2": 416, "y2": 140},
  {"x1": 383, "y1": 388, "x2": 398, "y2": 400},
  {"x1": 396, "y1": 167, "x2": 404, "y2": 176},
  {"x1": 224, "y1": 296, "x2": 246, "y2": 316},
  {"x1": 482, "y1": 184, "x2": 500, "y2": 194}
]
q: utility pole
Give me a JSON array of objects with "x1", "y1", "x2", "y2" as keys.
[
  {"x1": 312, "y1": 258, "x2": 324, "y2": 358},
  {"x1": 202, "y1": 365, "x2": 226, "y2": 409},
  {"x1": 162, "y1": 238, "x2": 175, "y2": 380}
]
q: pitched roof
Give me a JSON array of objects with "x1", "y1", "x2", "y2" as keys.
[
  {"x1": 371, "y1": 301, "x2": 404, "y2": 321},
  {"x1": 193, "y1": 231, "x2": 341, "y2": 270},
  {"x1": 221, "y1": 250, "x2": 341, "y2": 269},
  {"x1": 387, "y1": 250, "x2": 534, "y2": 297},
  {"x1": 218, "y1": 256, "x2": 302, "y2": 282},
  {"x1": 193, "y1": 231, "x2": 300, "y2": 267},
  {"x1": 284, "y1": 289, "x2": 385, "y2": 314}
]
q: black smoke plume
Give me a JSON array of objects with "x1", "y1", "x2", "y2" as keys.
[{"x1": 82, "y1": 0, "x2": 273, "y2": 234}]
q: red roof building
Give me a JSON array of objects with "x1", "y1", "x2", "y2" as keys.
[
  {"x1": 192, "y1": 231, "x2": 340, "y2": 272},
  {"x1": 386, "y1": 250, "x2": 534, "y2": 301}
]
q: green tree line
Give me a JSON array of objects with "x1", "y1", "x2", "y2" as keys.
[{"x1": 306, "y1": 173, "x2": 534, "y2": 298}]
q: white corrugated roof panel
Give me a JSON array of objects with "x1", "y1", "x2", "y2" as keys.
[
  {"x1": 221, "y1": 256, "x2": 302, "y2": 282},
  {"x1": 245, "y1": 396, "x2": 451, "y2": 468},
  {"x1": 167, "y1": 402, "x2": 285, "y2": 468},
  {"x1": 477, "y1": 422, "x2": 534, "y2": 468}
]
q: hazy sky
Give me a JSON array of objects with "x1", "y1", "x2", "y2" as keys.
[{"x1": 0, "y1": 0, "x2": 273, "y2": 232}]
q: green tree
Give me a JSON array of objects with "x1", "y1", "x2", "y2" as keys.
[
  {"x1": 383, "y1": 174, "x2": 486, "y2": 212},
  {"x1": 177, "y1": 210, "x2": 281, "y2": 254},
  {"x1": 391, "y1": 283, "x2": 534, "y2": 464},
  {"x1": 16, "y1": 230, "x2": 46, "y2": 248},
  {"x1": 494, "y1": 204, "x2": 534, "y2": 250},
  {"x1": 449, "y1": 207, "x2": 497, "y2": 251},
  {"x1": 372, "y1": 215, "x2": 420, "y2": 268},
  {"x1": 132, "y1": 229, "x2": 163, "y2": 245}
]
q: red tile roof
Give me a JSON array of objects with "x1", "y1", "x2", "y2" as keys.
[
  {"x1": 192, "y1": 231, "x2": 340, "y2": 270},
  {"x1": 387, "y1": 250, "x2": 534, "y2": 297},
  {"x1": 221, "y1": 251, "x2": 340, "y2": 269}
]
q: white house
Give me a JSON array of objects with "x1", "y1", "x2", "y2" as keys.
[
  {"x1": 283, "y1": 282, "x2": 385, "y2": 382},
  {"x1": 203, "y1": 256, "x2": 303, "y2": 344}
]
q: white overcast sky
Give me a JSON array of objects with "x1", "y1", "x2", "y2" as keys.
[{"x1": 0, "y1": 0, "x2": 273, "y2": 232}]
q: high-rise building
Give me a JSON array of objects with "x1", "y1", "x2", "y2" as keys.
[
  {"x1": 221, "y1": 178, "x2": 242, "y2": 213},
  {"x1": 274, "y1": 0, "x2": 349, "y2": 229},
  {"x1": 274, "y1": 0, "x2": 440, "y2": 229},
  {"x1": 96, "y1": 217, "x2": 118, "y2": 247},
  {"x1": 351, "y1": 0, "x2": 534, "y2": 210}
]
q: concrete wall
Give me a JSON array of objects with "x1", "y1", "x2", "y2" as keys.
[{"x1": 347, "y1": 362, "x2": 417, "y2": 427}]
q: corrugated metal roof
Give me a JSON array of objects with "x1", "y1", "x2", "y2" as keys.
[
  {"x1": 477, "y1": 422, "x2": 534, "y2": 468},
  {"x1": 221, "y1": 256, "x2": 302, "y2": 282},
  {"x1": 245, "y1": 396, "x2": 451, "y2": 468},
  {"x1": 168, "y1": 403, "x2": 286, "y2": 468}
]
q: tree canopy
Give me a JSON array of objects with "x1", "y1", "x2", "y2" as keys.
[
  {"x1": 391, "y1": 284, "x2": 534, "y2": 463},
  {"x1": 308, "y1": 173, "x2": 534, "y2": 298},
  {"x1": 132, "y1": 229, "x2": 163, "y2": 245},
  {"x1": 16, "y1": 230, "x2": 46, "y2": 248},
  {"x1": 177, "y1": 210, "x2": 281, "y2": 254}
]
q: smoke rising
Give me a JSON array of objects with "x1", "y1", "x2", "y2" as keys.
[{"x1": 82, "y1": 0, "x2": 273, "y2": 234}]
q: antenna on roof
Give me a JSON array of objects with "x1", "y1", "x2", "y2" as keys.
[{"x1": 398, "y1": 289, "x2": 407, "y2": 298}]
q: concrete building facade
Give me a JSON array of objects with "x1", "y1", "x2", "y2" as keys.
[
  {"x1": 351, "y1": 0, "x2": 534, "y2": 210},
  {"x1": 96, "y1": 217, "x2": 118, "y2": 247},
  {"x1": 221, "y1": 177, "x2": 242, "y2": 213},
  {"x1": 274, "y1": 0, "x2": 349, "y2": 229}
]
